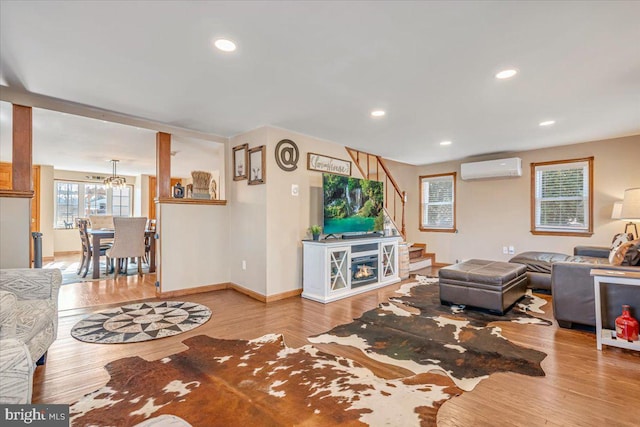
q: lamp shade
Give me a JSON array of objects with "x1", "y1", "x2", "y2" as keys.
[
  {"x1": 621, "y1": 188, "x2": 640, "y2": 220},
  {"x1": 611, "y1": 201, "x2": 623, "y2": 219}
]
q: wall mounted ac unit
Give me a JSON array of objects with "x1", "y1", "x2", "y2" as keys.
[{"x1": 460, "y1": 157, "x2": 522, "y2": 180}]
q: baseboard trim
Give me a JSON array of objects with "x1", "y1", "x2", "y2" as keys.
[
  {"x1": 157, "y1": 281, "x2": 302, "y2": 303},
  {"x1": 158, "y1": 282, "x2": 230, "y2": 298},
  {"x1": 265, "y1": 288, "x2": 303, "y2": 302},
  {"x1": 228, "y1": 283, "x2": 267, "y2": 302},
  {"x1": 54, "y1": 251, "x2": 82, "y2": 256}
]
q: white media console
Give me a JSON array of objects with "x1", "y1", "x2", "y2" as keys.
[{"x1": 302, "y1": 236, "x2": 402, "y2": 303}]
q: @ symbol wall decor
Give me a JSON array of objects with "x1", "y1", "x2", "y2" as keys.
[{"x1": 275, "y1": 139, "x2": 300, "y2": 172}]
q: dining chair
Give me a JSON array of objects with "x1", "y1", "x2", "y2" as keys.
[
  {"x1": 76, "y1": 218, "x2": 111, "y2": 278},
  {"x1": 88, "y1": 215, "x2": 114, "y2": 229},
  {"x1": 144, "y1": 219, "x2": 157, "y2": 265},
  {"x1": 89, "y1": 214, "x2": 114, "y2": 244},
  {"x1": 106, "y1": 217, "x2": 148, "y2": 277}
]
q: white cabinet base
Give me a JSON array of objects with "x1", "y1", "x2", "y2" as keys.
[
  {"x1": 302, "y1": 277, "x2": 401, "y2": 303},
  {"x1": 302, "y1": 236, "x2": 401, "y2": 304}
]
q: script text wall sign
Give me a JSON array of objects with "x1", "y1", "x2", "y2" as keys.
[
  {"x1": 307, "y1": 153, "x2": 351, "y2": 176},
  {"x1": 275, "y1": 139, "x2": 299, "y2": 172}
]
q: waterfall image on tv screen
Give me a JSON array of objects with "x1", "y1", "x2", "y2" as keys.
[{"x1": 323, "y1": 173, "x2": 384, "y2": 234}]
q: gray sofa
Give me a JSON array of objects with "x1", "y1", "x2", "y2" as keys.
[
  {"x1": 0, "y1": 268, "x2": 61, "y2": 403},
  {"x1": 510, "y1": 246, "x2": 640, "y2": 329}
]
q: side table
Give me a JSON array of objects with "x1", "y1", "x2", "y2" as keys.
[{"x1": 590, "y1": 269, "x2": 640, "y2": 352}]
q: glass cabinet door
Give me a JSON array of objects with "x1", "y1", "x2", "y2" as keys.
[
  {"x1": 381, "y1": 243, "x2": 396, "y2": 278},
  {"x1": 329, "y1": 247, "x2": 349, "y2": 292}
]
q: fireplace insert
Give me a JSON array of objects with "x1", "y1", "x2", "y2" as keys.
[{"x1": 351, "y1": 254, "x2": 378, "y2": 287}]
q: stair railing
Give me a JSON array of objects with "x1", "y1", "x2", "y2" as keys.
[{"x1": 345, "y1": 147, "x2": 406, "y2": 239}]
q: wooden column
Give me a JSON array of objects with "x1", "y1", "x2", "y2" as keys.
[
  {"x1": 12, "y1": 105, "x2": 33, "y2": 192},
  {"x1": 156, "y1": 132, "x2": 171, "y2": 199}
]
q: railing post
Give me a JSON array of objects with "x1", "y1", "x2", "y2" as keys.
[{"x1": 401, "y1": 191, "x2": 406, "y2": 238}]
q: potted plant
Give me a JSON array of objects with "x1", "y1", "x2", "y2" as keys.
[{"x1": 309, "y1": 225, "x2": 322, "y2": 241}]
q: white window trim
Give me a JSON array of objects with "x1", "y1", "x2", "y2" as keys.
[{"x1": 53, "y1": 180, "x2": 134, "y2": 229}]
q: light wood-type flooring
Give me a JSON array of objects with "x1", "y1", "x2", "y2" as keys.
[
  {"x1": 37, "y1": 262, "x2": 639, "y2": 426},
  {"x1": 52, "y1": 253, "x2": 157, "y2": 311}
]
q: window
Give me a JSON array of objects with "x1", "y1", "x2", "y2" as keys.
[
  {"x1": 419, "y1": 172, "x2": 456, "y2": 232},
  {"x1": 54, "y1": 180, "x2": 133, "y2": 228},
  {"x1": 531, "y1": 157, "x2": 593, "y2": 236},
  {"x1": 55, "y1": 182, "x2": 79, "y2": 228},
  {"x1": 111, "y1": 187, "x2": 131, "y2": 217}
]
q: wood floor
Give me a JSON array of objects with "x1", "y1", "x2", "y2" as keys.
[
  {"x1": 51, "y1": 253, "x2": 157, "y2": 311},
  {"x1": 37, "y1": 265, "x2": 640, "y2": 426}
]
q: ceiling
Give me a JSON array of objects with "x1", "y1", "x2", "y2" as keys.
[
  {"x1": 1, "y1": 1, "x2": 639, "y2": 166},
  {"x1": 0, "y1": 101, "x2": 223, "y2": 177}
]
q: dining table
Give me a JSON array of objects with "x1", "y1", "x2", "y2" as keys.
[{"x1": 87, "y1": 229, "x2": 156, "y2": 279}]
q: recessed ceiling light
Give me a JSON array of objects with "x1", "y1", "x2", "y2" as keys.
[
  {"x1": 495, "y1": 69, "x2": 518, "y2": 79},
  {"x1": 371, "y1": 110, "x2": 386, "y2": 117},
  {"x1": 440, "y1": 141, "x2": 452, "y2": 146},
  {"x1": 539, "y1": 120, "x2": 555, "y2": 127},
  {"x1": 214, "y1": 39, "x2": 236, "y2": 52}
]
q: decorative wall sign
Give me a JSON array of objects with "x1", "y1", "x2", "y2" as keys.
[
  {"x1": 275, "y1": 139, "x2": 299, "y2": 172},
  {"x1": 248, "y1": 145, "x2": 266, "y2": 185},
  {"x1": 307, "y1": 153, "x2": 351, "y2": 176},
  {"x1": 232, "y1": 144, "x2": 248, "y2": 181}
]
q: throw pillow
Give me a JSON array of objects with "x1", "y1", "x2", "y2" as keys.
[
  {"x1": 610, "y1": 233, "x2": 634, "y2": 250},
  {"x1": 623, "y1": 239, "x2": 640, "y2": 266},
  {"x1": 610, "y1": 240, "x2": 639, "y2": 266},
  {"x1": 609, "y1": 233, "x2": 634, "y2": 264}
]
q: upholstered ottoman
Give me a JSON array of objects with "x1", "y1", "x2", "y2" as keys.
[{"x1": 439, "y1": 259, "x2": 528, "y2": 314}]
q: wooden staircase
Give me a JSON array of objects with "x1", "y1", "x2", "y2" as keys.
[
  {"x1": 345, "y1": 147, "x2": 438, "y2": 270},
  {"x1": 407, "y1": 243, "x2": 435, "y2": 272},
  {"x1": 345, "y1": 147, "x2": 406, "y2": 239}
]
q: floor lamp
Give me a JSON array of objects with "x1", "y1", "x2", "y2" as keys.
[{"x1": 620, "y1": 188, "x2": 640, "y2": 239}]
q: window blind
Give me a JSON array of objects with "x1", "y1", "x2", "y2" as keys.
[
  {"x1": 421, "y1": 175, "x2": 454, "y2": 229},
  {"x1": 534, "y1": 161, "x2": 589, "y2": 231}
]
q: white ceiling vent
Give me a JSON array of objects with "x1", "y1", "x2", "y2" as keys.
[{"x1": 460, "y1": 157, "x2": 522, "y2": 180}]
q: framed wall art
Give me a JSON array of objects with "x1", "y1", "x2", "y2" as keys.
[
  {"x1": 307, "y1": 153, "x2": 351, "y2": 176},
  {"x1": 248, "y1": 145, "x2": 266, "y2": 185},
  {"x1": 232, "y1": 144, "x2": 248, "y2": 181}
]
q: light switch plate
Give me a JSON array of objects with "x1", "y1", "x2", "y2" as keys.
[{"x1": 291, "y1": 184, "x2": 299, "y2": 196}]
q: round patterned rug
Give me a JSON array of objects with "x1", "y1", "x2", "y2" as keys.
[{"x1": 71, "y1": 301, "x2": 211, "y2": 344}]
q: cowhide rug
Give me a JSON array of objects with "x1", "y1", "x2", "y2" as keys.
[
  {"x1": 310, "y1": 276, "x2": 551, "y2": 391},
  {"x1": 70, "y1": 277, "x2": 550, "y2": 426},
  {"x1": 70, "y1": 334, "x2": 461, "y2": 427}
]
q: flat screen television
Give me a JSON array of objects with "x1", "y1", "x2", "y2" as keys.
[{"x1": 322, "y1": 173, "x2": 384, "y2": 235}]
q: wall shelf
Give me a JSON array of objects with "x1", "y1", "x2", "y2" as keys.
[{"x1": 156, "y1": 198, "x2": 227, "y2": 206}]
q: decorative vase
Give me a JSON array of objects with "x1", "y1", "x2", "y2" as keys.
[
  {"x1": 312, "y1": 234, "x2": 319, "y2": 241},
  {"x1": 615, "y1": 305, "x2": 639, "y2": 342}
]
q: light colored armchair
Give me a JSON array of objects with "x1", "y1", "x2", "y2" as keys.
[{"x1": 0, "y1": 268, "x2": 61, "y2": 403}]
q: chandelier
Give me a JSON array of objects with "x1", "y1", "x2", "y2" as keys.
[{"x1": 103, "y1": 159, "x2": 126, "y2": 189}]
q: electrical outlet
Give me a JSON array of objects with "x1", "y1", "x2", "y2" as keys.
[
  {"x1": 508, "y1": 246, "x2": 515, "y2": 255},
  {"x1": 502, "y1": 246, "x2": 508, "y2": 254},
  {"x1": 242, "y1": 260, "x2": 247, "y2": 270}
]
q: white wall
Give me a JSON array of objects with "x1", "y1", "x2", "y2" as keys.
[
  {"x1": 0, "y1": 197, "x2": 31, "y2": 268},
  {"x1": 264, "y1": 127, "x2": 366, "y2": 296},
  {"x1": 228, "y1": 126, "x2": 369, "y2": 297},
  {"x1": 39, "y1": 165, "x2": 55, "y2": 257},
  {"x1": 227, "y1": 128, "x2": 268, "y2": 295},
  {"x1": 409, "y1": 135, "x2": 640, "y2": 264},
  {"x1": 157, "y1": 203, "x2": 230, "y2": 292}
]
